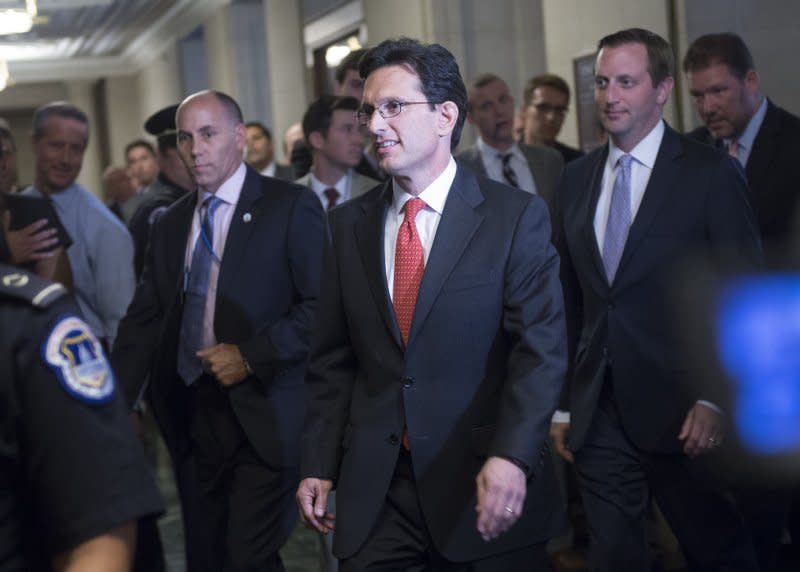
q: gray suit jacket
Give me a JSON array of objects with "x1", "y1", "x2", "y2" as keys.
[
  {"x1": 295, "y1": 170, "x2": 379, "y2": 208},
  {"x1": 456, "y1": 142, "x2": 563, "y2": 213}
]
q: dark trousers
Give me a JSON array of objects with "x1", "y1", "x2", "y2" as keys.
[
  {"x1": 177, "y1": 376, "x2": 297, "y2": 572},
  {"x1": 574, "y1": 390, "x2": 759, "y2": 572},
  {"x1": 340, "y1": 449, "x2": 551, "y2": 572}
]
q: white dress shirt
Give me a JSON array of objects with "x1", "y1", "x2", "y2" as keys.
[
  {"x1": 593, "y1": 120, "x2": 664, "y2": 252},
  {"x1": 384, "y1": 157, "x2": 457, "y2": 298},
  {"x1": 259, "y1": 162, "x2": 277, "y2": 177},
  {"x1": 723, "y1": 95, "x2": 767, "y2": 167},
  {"x1": 184, "y1": 162, "x2": 247, "y2": 350},
  {"x1": 309, "y1": 170, "x2": 352, "y2": 211},
  {"x1": 476, "y1": 137, "x2": 538, "y2": 195}
]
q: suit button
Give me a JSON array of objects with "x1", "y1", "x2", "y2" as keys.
[
  {"x1": 388, "y1": 434, "x2": 400, "y2": 445},
  {"x1": 402, "y1": 377, "x2": 414, "y2": 389}
]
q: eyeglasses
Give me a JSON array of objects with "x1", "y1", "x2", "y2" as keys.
[
  {"x1": 356, "y1": 100, "x2": 438, "y2": 126},
  {"x1": 530, "y1": 103, "x2": 568, "y2": 116}
]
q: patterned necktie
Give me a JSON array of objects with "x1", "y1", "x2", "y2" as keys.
[
  {"x1": 602, "y1": 154, "x2": 633, "y2": 284},
  {"x1": 177, "y1": 194, "x2": 223, "y2": 385},
  {"x1": 499, "y1": 153, "x2": 520, "y2": 188},
  {"x1": 323, "y1": 187, "x2": 339, "y2": 210},
  {"x1": 393, "y1": 198, "x2": 426, "y2": 345}
]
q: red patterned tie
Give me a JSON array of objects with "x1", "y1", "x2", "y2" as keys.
[{"x1": 393, "y1": 197, "x2": 426, "y2": 345}]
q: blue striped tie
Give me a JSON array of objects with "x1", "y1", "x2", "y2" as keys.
[{"x1": 176, "y1": 194, "x2": 223, "y2": 385}]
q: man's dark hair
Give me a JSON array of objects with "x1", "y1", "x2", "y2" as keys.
[
  {"x1": 359, "y1": 37, "x2": 467, "y2": 149},
  {"x1": 245, "y1": 121, "x2": 273, "y2": 141},
  {"x1": 32, "y1": 101, "x2": 90, "y2": 145},
  {"x1": 597, "y1": 28, "x2": 674, "y2": 87},
  {"x1": 682, "y1": 33, "x2": 755, "y2": 80},
  {"x1": 125, "y1": 139, "x2": 156, "y2": 159},
  {"x1": 335, "y1": 49, "x2": 367, "y2": 84},
  {"x1": 523, "y1": 74, "x2": 571, "y2": 107},
  {"x1": 302, "y1": 95, "x2": 360, "y2": 141}
]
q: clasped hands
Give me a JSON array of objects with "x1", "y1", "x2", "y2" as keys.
[{"x1": 197, "y1": 343, "x2": 249, "y2": 386}]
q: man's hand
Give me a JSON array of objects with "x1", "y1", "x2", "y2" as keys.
[
  {"x1": 475, "y1": 456, "x2": 526, "y2": 541},
  {"x1": 296, "y1": 478, "x2": 335, "y2": 534},
  {"x1": 679, "y1": 403, "x2": 724, "y2": 457},
  {"x1": 3, "y1": 213, "x2": 58, "y2": 264},
  {"x1": 550, "y1": 421, "x2": 574, "y2": 463},
  {"x1": 197, "y1": 343, "x2": 249, "y2": 386}
]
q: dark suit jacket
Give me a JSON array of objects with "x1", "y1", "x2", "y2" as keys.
[
  {"x1": 301, "y1": 166, "x2": 567, "y2": 561},
  {"x1": 455, "y1": 142, "x2": 564, "y2": 215},
  {"x1": 557, "y1": 125, "x2": 762, "y2": 454},
  {"x1": 273, "y1": 163, "x2": 296, "y2": 182},
  {"x1": 112, "y1": 165, "x2": 325, "y2": 470},
  {"x1": 688, "y1": 99, "x2": 800, "y2": 252}
]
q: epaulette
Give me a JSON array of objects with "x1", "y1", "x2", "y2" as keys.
[{"x1": 0, "y1": 264, "x2": 67, "y2": 308}]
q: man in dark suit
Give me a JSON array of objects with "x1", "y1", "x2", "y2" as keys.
[
  {"x1": 456, "y1": 73, "x2": 563, "y2": 216},
  {"x1": 684, "y1": 32, "x2": 800, "y2": 571},
  {"x1": 296, "y1": 37, "x2": 567, "y2": 571},
  {"x1": 684, "y1": 33, "x2": 800, "y2": 262},
  {"x1": 112, "y1": 90, "x2": 325, "y2": 571},
  {"x1": 550, "y1": 28, "x2": 762, "y2": 571}
]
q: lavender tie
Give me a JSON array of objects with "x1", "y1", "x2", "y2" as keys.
[{"x1": 602, "y1": 154, "x2": 633, "y2": 283}]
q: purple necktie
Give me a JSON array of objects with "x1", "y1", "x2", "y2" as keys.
[{"x1": 602, "y1": 154, "x2": 633, "y2": 283}]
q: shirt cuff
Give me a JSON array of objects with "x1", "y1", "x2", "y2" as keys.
[{"x1": 552, "y1": 410, "x2": 570, "y2": 423}]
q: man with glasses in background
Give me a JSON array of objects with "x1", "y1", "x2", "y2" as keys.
[{"x1": 520, "y1": 74, "x2": 584, "y2": 163}]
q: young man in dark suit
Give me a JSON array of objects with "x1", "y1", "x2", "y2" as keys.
[
  {"x1": 551, "y1": 28, "x2": 762, "y2": 572},
  {"x1": 297, "y1": 37, "x2": 568, "y2": 571},
  {"x1": 112, "y1": 90, "x2": 325, "y2": 571}
]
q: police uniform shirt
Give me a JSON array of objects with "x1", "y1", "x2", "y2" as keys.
[{"x1": 0, "y1": 265, "x2": 163, "y2": 570}]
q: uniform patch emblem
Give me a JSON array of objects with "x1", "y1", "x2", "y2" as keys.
[
  {"x1": 2, "y1": 273, "x2": 29, "y2": 287},
  {"x1": 42, "y1": 315, "x2": 115, "y2": 404}
]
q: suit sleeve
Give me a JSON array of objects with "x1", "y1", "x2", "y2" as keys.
[
  {"x1": 489, "y1": 194, "x2": 568, "y2": 472},
  {"x1": 110, "y1": 219, "x2": 167, "y2": 408},
  {"x1": 300, "y1": 208, "x2": 357, "y2": 481},
  {"x1": 238, "y1": 189, "x2": 326, "y2": 379}
]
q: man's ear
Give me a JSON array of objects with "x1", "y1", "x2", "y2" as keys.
[
  {"x1": 308, "y1": 131, "x2": 324, "y2": 151},
  {"x1": 438, "y1": 101, "x2": 459, "y2": 137}
]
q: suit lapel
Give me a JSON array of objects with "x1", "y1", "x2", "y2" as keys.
[
  {"x1": 616, "y1": 126, "x2": 683, "y2": 277},
  {"x1": 353, "y1": 181, "x2": 400, "y2": 345},
  {"x1": 217, "y1": 167, "x2": 265, "y2": 296},
  {"x1": 407, "y1": 168, "x2": 484, "y2": 346},
  {"x1": 745, "y1": 100, "x2": 778, "y2": 190},
  {"x1": 167, "y1": 193, "x2": 197, "y2": 289},
  {"x1": 583, "y1": 147, "x2": 609, "y2": 282}
]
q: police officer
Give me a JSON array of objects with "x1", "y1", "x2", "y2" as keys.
[{"x1": 0, "y1": 263, "x2": 163, "y2": 570}]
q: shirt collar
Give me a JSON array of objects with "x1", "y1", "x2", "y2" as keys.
[
  {"x1": 476, "y1": 136, "x2": 525, "y2": 163},
  {"x1": 391, "y1": 156, "x2": 457, "y2": 217},
  {"x1": 199, "y1": 162, "x2": 246, "y2": 208},
  {"x1": 607, "y1": 119, "x2": 665, "y2": 170},
  {"x1": 309, "y1": 170, "x2": 350, "y2": 195},
  {"x1": 726, "y1": 95, "x2": 767, "y2": 152}
]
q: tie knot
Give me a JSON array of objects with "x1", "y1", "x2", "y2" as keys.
[
  {"x1": 202, "y1": 194, "x2": 223, "y2": 217},
  {"x1": 617, "y1": 154, "x2": 633, "y2": 170},
  {"x1": 323, "y1": 187, "x2": 339, "y2": 208},
  {"x1": 499, "y1": 153, "x2": 513, "y2": 166},
  {"x1": 403, "y1": 198, "x2": 426, "y2": 221}
]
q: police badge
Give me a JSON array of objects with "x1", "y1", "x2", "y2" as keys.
[{"x1": 42, "y1": 315, "x2": 115, "y2": 404}]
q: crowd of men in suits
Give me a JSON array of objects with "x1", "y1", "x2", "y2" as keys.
[{"x1": 2, "y1": 24, "x2": 800, "y2": 572}]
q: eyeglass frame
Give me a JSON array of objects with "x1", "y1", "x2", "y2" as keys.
[{"x1": 355, "y1": 100, "x2": 440, "y2": 126}]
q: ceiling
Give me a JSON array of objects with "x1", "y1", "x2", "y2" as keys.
[{"x1": 0, "y1": 0, "x2": 230, "y2": 84}]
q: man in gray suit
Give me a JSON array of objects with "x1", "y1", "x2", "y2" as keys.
[
  {"x1": 457, "y1": 73, "x2": 563, "y2": 212},
  {"x1": 296, "y1": 95, "x2": 379, "y2": 211}
]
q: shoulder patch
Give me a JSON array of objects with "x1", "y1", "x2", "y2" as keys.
[{"x1": 41, "y1": 315, "x2": 115, "y2": 404}]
